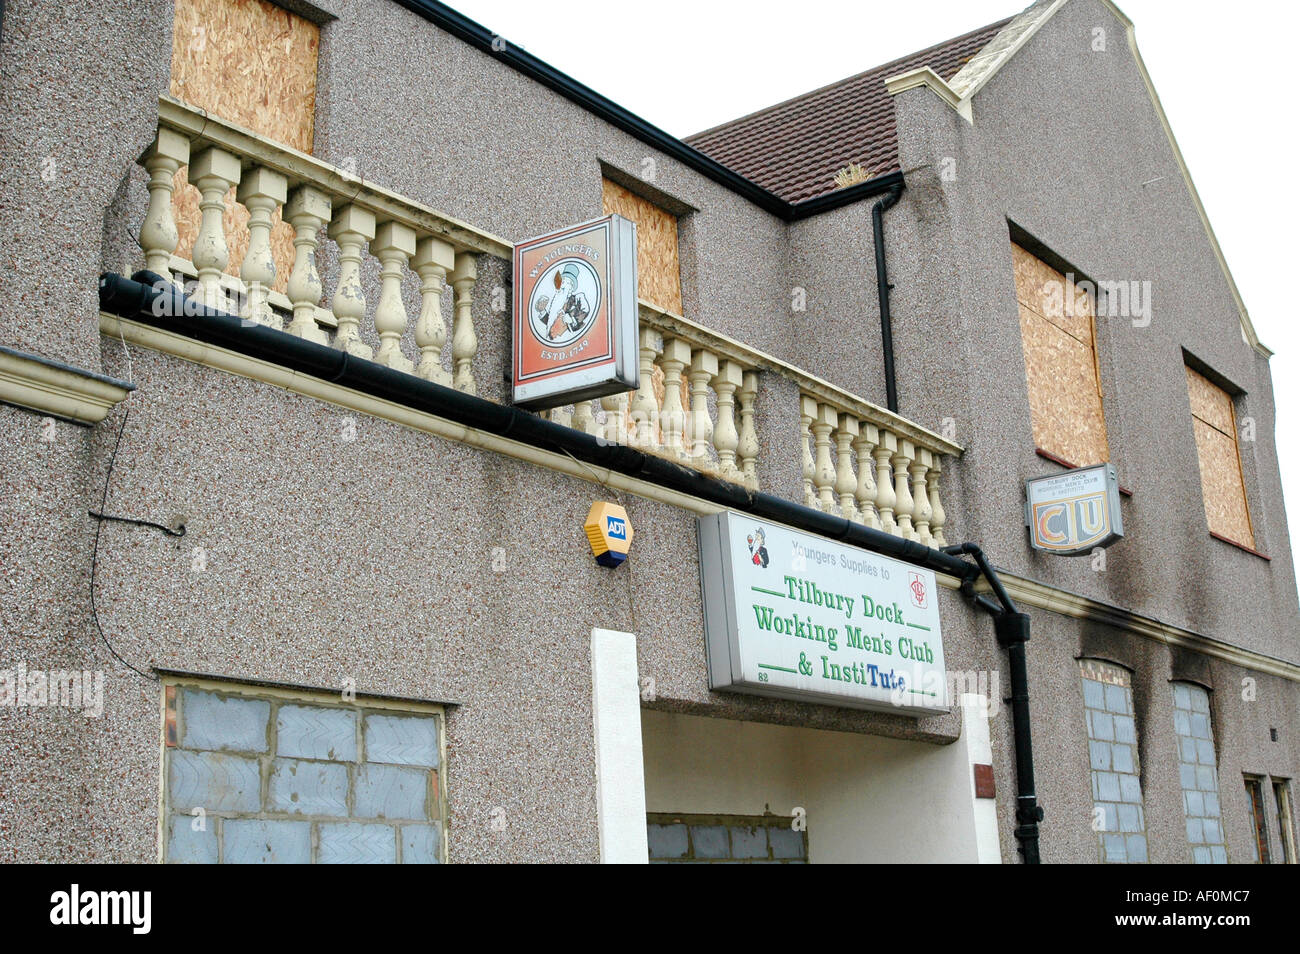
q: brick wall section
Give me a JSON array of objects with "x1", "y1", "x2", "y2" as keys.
[{"x1": 164, "y1": 684, "x2": 443, "y2": 864}]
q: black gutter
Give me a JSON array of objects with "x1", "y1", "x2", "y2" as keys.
[
  {"x1": 391, "y1": 0, "x2": 903, "y2": 222},
  {"x1": 100, "y1": 271, "x2": 975, "y2": 583},
  {"x1": 872, "y1": 182, "x2": 905, "y2": 413},
  {"x1": 943, "y1": 542, "x2": 1044, "y2": 864}
]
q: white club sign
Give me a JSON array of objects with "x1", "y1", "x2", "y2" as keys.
[{"x1": 698, "y1": 512, "x2": 948, "y2": 715}]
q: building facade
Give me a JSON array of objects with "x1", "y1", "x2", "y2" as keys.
[{"x1": 0, "y1": 0, "x2": 1296, "y2": 863}]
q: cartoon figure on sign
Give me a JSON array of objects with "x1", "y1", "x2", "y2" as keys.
[
  {"x1": 747, "y1": 528, "x2": 769, "y2": 568},
  {"x1": 529, "y1": 260, "x2": 598, "y2": 345}
]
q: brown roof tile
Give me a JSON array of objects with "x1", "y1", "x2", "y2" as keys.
[{"x1": 685, "y1": 19, "x2": 1012, "y2": 204}]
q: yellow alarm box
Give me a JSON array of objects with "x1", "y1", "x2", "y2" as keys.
[{"x1": 585, "y1": 502, "x2": 633, "y2": 567}]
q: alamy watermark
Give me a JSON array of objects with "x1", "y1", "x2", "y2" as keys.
[
  {"x1": 1042, "y1": 273, "x2": 1152, "y2": 328},
  {"x1": 0, "y1": 663, "x2": 104, "y2": 717}
]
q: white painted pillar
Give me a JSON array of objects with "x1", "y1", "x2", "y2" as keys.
[
  {"x1": 960, "y1": 692, "x2": 1003, "y2": 864},
  {"x1": 590, "y1": 628, "x2": 649, "y2": 864}
]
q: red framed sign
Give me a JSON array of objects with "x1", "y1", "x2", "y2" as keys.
[{"x1": 511, "y1": 214, "x2": 639, "y2": 410}]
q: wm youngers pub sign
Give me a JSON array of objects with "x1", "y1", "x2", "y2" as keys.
[
  {"x1": 1025, "y1": 463, "x2": 1124, "y2": 556},
  {"x1": 698, "y1": 512, "x2": 947, "y2": 716},
  {"x1": 511, "y1": 214, "x2": 639, "y2": 410}
]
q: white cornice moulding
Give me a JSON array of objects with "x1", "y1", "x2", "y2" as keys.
[
  {"x1": 0, "y1": 345, "x2": 133, "y2": 425},
  {"x1": 977, "y1": 573, "x2": 1300, "y2": 683},
  {"x1": 100, "y1": 311, "x2": 1298, "y2": 686},
  {"x1": 884, "y1": 68, "x2": 972, "y2": 123}
]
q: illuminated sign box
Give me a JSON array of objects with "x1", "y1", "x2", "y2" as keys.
[
  {"x1": 1025, "y1": 463, "x2": 1123, "y2": 556},
  {"x1": 698, "y1": 512, "x2": 947, "y2": 716},
  {"x1": 511, "y1": 214, "x2": 639, "y2": 410}
]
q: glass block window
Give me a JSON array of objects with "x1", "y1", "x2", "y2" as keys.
[
  {"x1": 162, "y1": 680, "x2": 445, "y2": 864},
  {"x1": 1080, "y1": 659, "x2": 1147, "y2": 863},
  {"x1": 647, "y1": 813, "x2": 808, "y2": 864},
  {"x1": 1172, "y1": 682, "x2": 1227, "y2": 863}
]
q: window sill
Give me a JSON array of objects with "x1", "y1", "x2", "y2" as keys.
[
  {"x1": 1208, "y1": 531, "x2": 1270, "y2": 561},
  {"x1": 1034, "y1": 447, "x2": 1134, "y2": 497}
]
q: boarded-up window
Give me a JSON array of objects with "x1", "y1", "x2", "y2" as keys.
[
  {"x1": 168, "y1": 0, "x2": 319, "y2": 291},
  {"x1": 601, "y1": 178, "x2": 683, "y2": 314},
  {"x1": 1185, "y1": 365, "x2": 1254, "y2": 548},
  {"x1": 1012, "y1": 242, "x2": 1109, "y2": 466},
  {"x1": 161, "y1": 681, "x2": 446, "y2": 864},
  {"x1": 170, "y1": 0, "x2": 319, "y2": 152}
]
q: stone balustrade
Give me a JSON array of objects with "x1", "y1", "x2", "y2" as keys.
[
  {"x1": 548, "y1": 303, "x2": 961, "y2": 547},
  {"x1": 798, "y1": 392, "x2": 952, "y2": 547},
  {"x1": 136, "y1": 96, "x2": 509, "y2": 396},
  {"x1": 132, "y1": 97, "x2": 961, "y2": 548},
  {"x1": 547, "y1": 316, "x2": 763, "y2": 490}
]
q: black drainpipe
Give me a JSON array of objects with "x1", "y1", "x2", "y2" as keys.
[
  {"x1": 100, "y1": 270, "x2": 1043, "y2": 860},
  {"x1": 943, "y1": 542, "x2": 1043, "y2": 864},
  {"x1": 871, "y1": 182, "x2": 904, "y2": 414}
]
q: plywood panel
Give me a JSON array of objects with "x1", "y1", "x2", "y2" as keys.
[
  {"x1": 1185, "y1": 366, "x2": 1253, "y2": 548},
  {"x1": 1192, "y1": 418, "x2": 1254, "y2": 548},
  {"x1": 168, "y1": 0, "x2": 316, "y2": 288},
  {"x1": 1013, "y1": 243, "x2": 1109, "y2": 465},
  {"x1": 601, "y1": 179, "x2": 682, "y2": 314},
  {"x1": 170, "y1": 0, "x2": 319, "y2": 153},
  {"x1": 1185, "y1": 365, "x2": 1235, "y2": 436},
  {"x1": 1019, "y1": 304, "x2": 1109, "y2": 466},
  {"x1": 1012, "y1": 242, "x2": 1093, "y2": 344}
]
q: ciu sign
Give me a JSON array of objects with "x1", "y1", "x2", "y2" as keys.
[
  {"x1": 1025, "y1": 463, "x2": 1124, "y2": 555},
  {"x1": 511, "y1": 215, "x2": 639, "y2": 409}
]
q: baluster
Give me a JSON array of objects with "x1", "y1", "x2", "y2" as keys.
[
  {"x1": 874, "y1": 431, "x2": 898, "y2": 535},
  {"x1": 371, "y1": 222, "x2": 416, "y2": 372},
  {"x1": 659, "y1": 339, "x2": 691, "y2": 460},
  {"x1": 929, "y1": 457, "x2": 948, "y2": 547},
  {"x1": 451, "y1": 252, "x2": 478, "y2": 394},
  {"x1": 800, "y1": 396, "x2": 817, "y2": 508},
  {"x1": 549, "y1": 405, "x2": 573, "y2": 428},
  {"x1": 911, "y1": 448, "x2": 934, "y2": 547},
  {"x1": 738, "y1": 370, "x2": 760, "y2": 491},
  {"x1": 893, "y1": 439, "x2": 917, "y2": 541},
  {"x1": 601, "y1": 391, "x2": 628, "y2": 444},
  {"x1": 284, "y1": 185, "x2": 332, "y2": 344},
  {"x1": 713, "y1": 360, "x2": 743, "y2": 481},
  {"x1": 189, "y1": 146, "x2": 241, "y2": 310},
  {"x1": 413, "y1": 236, "x2": 454, "y2": 384},
  {"x1": 687, "y1": 349, "x2": 718, "y2": 463},
  {"x1": 327, "y1": 204, "x2": 376, "y2": 358},
  {"x1": 237, "y1": 168, "x2": 287, "y2": 329},
  {"x1": 854, "y1": 423, "x2": 880, "y2": 529},
  {"x1": 813, "y1": 404, "x2": 837, "y2": 512},
  {"x1": 631, "y1": 328, "x2": 662, "y2": 448},
  {"x1": 137, "y1": 129, "x2": 189, "y2": 283},
  {"x1": 573, "y1": 400, "x2": 599, "y2": 437},
  {"x1": 834, "y1": 415, "x2": 859, "y2": 521}
]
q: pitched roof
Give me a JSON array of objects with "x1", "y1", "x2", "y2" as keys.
[{"x1": 685, "y1": 19, "x2": 1012, "y2": 203}]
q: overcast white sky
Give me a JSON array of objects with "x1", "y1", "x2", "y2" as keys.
[{"x1": 453, "y1": 0, "x2": 1299, "y2": 580}]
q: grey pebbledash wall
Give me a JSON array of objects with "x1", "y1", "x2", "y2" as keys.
[{"x1": 887, "y1": 0, "x2": 1298, "y2": 660}]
